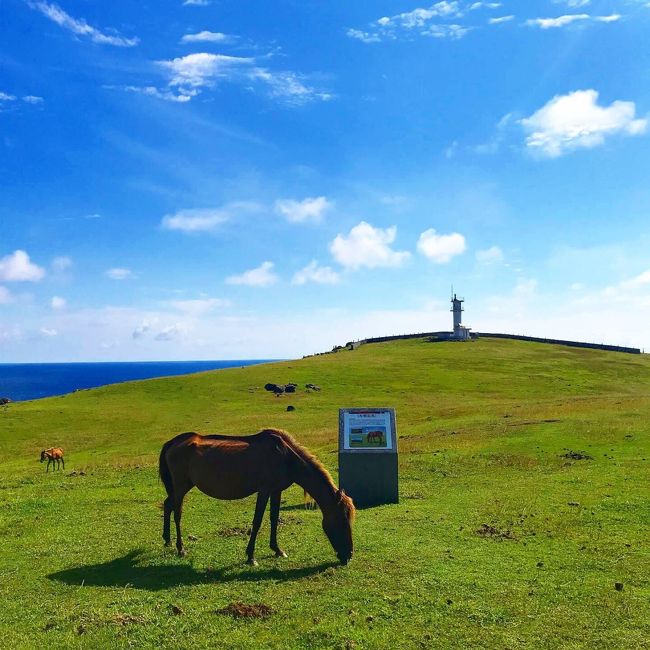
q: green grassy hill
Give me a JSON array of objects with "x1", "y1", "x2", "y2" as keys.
[{"x1": 1, "y1": 338, "x2": 649, "y2": 649}]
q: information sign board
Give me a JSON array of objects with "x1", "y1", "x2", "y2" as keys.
[{"x1": 338, "y1": 408, "x2": 398, "y2": 508}]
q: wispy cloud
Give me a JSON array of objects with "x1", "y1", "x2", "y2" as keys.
[
  {"x1": 521, "y1": 89, "x2": 647, "y2": 157},
  {"x1": 22, "y1": 95, "x2": 44, "y2": 104},
  {"x1": 292, "y1": 261, "x2": 340, "y2": 285},
  {"x1": 226, "y1": 261, "x2": 278, "y2": 287},
  {"x1": 106, "y1": 268, "x2": 134, "y2": 280},
  {"x1": 347, "y1": 1, "x2": 500, "y2": 43},
  {"x1": 161, "y1": 202, "x2": 260, "y2": 233},
  {"x1": 0, "y1": 92, "x2": 16, "y2": 102},
  {"x1": 475, "y1": 245, "x2": 504, "y2": 264},
  {"x1": 526, "y1": 13, "x2": 621, "y2": 29},
  {"x1": 183, "y1": 0, "x2": 211, "y2": 5},
  {"x1": 489, "y1": 15, "x2": 514, "y2": 24},
  {"x1": 275, "y1": 196, "x2": 332, "y2": 223},
  {"x1": 181, "y1": 31, "x2": 234, "y2": 44},
  {"x1": 29, "y1": 2, "x2": 139, "y2": 47},
  {"x1": 330, "y1": 222, "x2": 410, "y2": 270},
  {"x1": 140, "y1": 52, "x2": 332, "y2": 106}
]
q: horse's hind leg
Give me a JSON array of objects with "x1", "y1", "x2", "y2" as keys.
[
  {"x1": 173, "y1": 483, "x2": 192, "y2": 557},
  {"x1": 269, "y1": 490, "x2": 287, "y2": 558},
  {"x1": 246, "y1": 491, "x2": 270, "y2": 566},
  {"x1": 162, "y1": 496, "x2": 173, "y2": 546},
  {"x1": 61, "y1": 457, "x2": 65, "y2": 470}
]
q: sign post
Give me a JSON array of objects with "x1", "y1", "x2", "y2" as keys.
[{"x1": 338, "y1": 407, "x2": 398, "y2": 508}]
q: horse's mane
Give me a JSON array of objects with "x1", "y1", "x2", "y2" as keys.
[{"x1": 262, "y1": 428, "x2": 355, "y2": 521}]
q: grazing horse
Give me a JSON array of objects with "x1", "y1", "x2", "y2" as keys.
[
  {"x1": 159, "y1": 429, "x2": 355, "y2": 565},
  {"x1": 40, "y1": 448, "x2": 65, "y2": 472}
]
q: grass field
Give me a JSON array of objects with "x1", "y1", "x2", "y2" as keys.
[{"x1": 1, "y1": 337, "x2": 649, "y2": 649}]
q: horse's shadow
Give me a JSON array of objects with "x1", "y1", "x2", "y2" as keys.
[{"x1": 47, "y1": 550, "x2": 336, "y2": 591}]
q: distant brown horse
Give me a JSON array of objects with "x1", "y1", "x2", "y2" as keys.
[
  {"x1": 40, "y1": 448, "x2": 65, "y2": 472},
  {"x1": 159, "y1": 429, "x2": 355, "y2": 565}
]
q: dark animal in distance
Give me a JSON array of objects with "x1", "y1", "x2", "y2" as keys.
[
  {"x1": 159, "y1": 429, "x2": 355, "y2": 565},
  {"x1": 40, "y1": 448, "x2": 65, "y2": 472}
]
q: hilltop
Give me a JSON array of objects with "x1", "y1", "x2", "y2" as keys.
[{"x1": 1, "y1": 338, "x2": 649, "y2": 649}]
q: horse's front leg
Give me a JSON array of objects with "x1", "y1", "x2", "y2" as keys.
[
  {"x1": 47, "y1": 458, "x2": 52, "y2": 472},
  {"x1": 246, "y1": 491, "x2": 270, "y2": 566},
  {"x1": 269, "y1": 490, "x2": 287, "y2": 558}
]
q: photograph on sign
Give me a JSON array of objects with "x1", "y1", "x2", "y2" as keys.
[{"x1": 342, "y1": 409, "x2": 394, "y2": 451}]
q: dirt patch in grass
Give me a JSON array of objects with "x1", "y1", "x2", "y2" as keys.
[
  {"x1": 561, "y1": 450, "x2": 593, "y2": 460},
  {"x1": 111, "y1": 614, "x2": 145, "y2": 626},
  {"x1": 217, "y1": 526, "x2": 250, "y2": 538},
  {"x1": 216, "y1": 602, "x2": 274, "y2": 619},
  {"x1": 475, "y1": 523, "x2": 517, "y2": 540}
]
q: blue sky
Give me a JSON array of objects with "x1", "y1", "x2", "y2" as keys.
[{"x1": 2, "y1": 0, "x2": 650, "y2": 361}]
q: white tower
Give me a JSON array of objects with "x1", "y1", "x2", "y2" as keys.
[
  {"x1": 450, "y1": 293, "x2": 470, "y2": 340},
  {"x1": 451, "y1": 294, "x2": 463, "y2": 334}
]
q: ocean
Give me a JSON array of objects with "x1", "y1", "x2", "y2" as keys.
[{"x1": 0, "y1": 360, "x2": 274, "y2": 402}]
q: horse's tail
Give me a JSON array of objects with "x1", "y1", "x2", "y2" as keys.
[{"x1": 159, "y1": 432, "x2": 195, "y2": 497}]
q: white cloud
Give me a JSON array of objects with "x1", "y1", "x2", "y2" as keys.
[
  {"x1": 348, "y1": 1, "x2": 482, "y2": 42},
  {"x1": 489, "y1": 15, "x2": 514, "y2": 24},
  {"x1": 275, "y1": 196, "x2": 332, "y2": 223},
  {"x1": 417, "y1": 229, "x2": 466, "y2": 263},
  {"x1": 52, "y1": 256, "x2": 72, "y2": 272},
  {"x1": 330, "y1": 222, "x2": 410, "y2": 270},
  {"x1": 183, "y1": 0, "x2": 211, "y2": 5},
  {"x1": 0, "y1": 286, "x2": 12, "y2": 304},
  {"x1": 0, "y1": 92, "x2": 16, "y2": 101},
  {"x1": 162, "y1": 208, "x2": 230, "y2": 232},
  {"x1": 153, "y1": 53, "x2": 332, "y2": 105},
  {"x1": 106, "y1": 268, "x2": 134, "y2": 280},
  {"x1": 29, "y1": 2, "x2": 139, "y2": 47},
  {"x1": 226, "y1": 261, "x2": 278, "y2": 287},
  {"x1": 292, "y1": 261, "x2": 340, "y2": 286},
  {"x1": 51, "y1": 296, "x2": 66, "y2": 310},
  {"x1": 521, "y1": 89, "x2": 647, "y2": 157},
  {"x1": 422, "y1": 24, "x2": 471, "y2": 38},
  {"x1": 526, "y1": 14, "x2": 590, "y2": 28},
  {"x1": 23, "y1": 95, "x2": 44, "y2": 104},
  {"x1": 553, "y1": 0, "x2": 590, "y2": 7},
  {"x1": 380, "y1": 2, "x2": 464, "y2": 29},
  {"x1": 526, "y1": 13, "x2": 621, "y2": 29},
  {"x1": 346, "y1": 29, "x2": 382, "y2": 43},
  {"x1": 476, "y1": 245, "x2": 504, "y2": 264},
  {"x1": 161, "y1": 202, "x2": 258, "y2": 233},
  {"x1": 181, "y1": 31, "x2": 232, "y2": 43},
  {"x1": 0, "y1": 250, "x2": 45, "y2": 282},
  {"x1": 160, "y1": 53, "x2": 252, "y2": 89},
  {"x1": 40, "y1": 327, "x2": 57, "y2": 337},
  {"x1": 122, "y1": 85, "x2": 195, "y2": 103}
]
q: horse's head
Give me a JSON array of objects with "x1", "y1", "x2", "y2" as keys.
[
  {"x1": 39, "y1": 450, "x2": 47, "y2": 462},
  {"x1": 322, "y1": 489, "x2": 355, "y2": 565}
]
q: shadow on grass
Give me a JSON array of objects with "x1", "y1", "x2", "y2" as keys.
[{"x1": 47, "y1": 550, "x2": 337, "y2": 591}]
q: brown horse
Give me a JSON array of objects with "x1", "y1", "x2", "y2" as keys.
[
  {"x1": 159, "y1": 429, "x2": 355, "y2": 565},
  {"x1": 40, "y1": 447, "x2": 65, "y2": 472}
]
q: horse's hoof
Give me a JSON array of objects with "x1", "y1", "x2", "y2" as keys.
[
  {"x1": 164, "y1": 541, "x2": 172, "y2": 547},
  {"x1": 275, "y1": 550, "x2": 288, "y2": 558},
  {"x1": 178, "y1": 548, "x2": 187, "y2": 557},
  {"x1": 246, "y1": 558, "x2": 258, "y2": 566}
]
